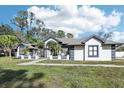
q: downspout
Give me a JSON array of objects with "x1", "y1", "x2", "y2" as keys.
[
  {"x1": 81, "y1": 41, "x2": 85, "y2": 61},
  {"x1": 83, "y1": 45, "x2": 85, "y2": 61}
]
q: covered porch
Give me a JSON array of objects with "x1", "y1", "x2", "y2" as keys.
[{"x1": 44, "y1": 38, "x2": 74, "y2": 60}]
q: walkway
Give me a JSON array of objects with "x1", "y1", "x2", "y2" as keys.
[
  {"x1": 18, "y1": 58, "x2": 48, "y2": 65},
  {"x1": 18, "y1": 62, "x2": 124, "y2": 68}
]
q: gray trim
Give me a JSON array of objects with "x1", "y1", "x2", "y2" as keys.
[
  {"x1": 69, "y1": 46, "x2": 74, "y2": 60},
  {"x1": 111, "y1": 45, "x2": 116, "y2": 60},
  {"x1": 83, "y1": 46, "x2": 85, "y2": 61},
  {"x1": 88, "y1": 45, "x2": 99, "y2": 57}
]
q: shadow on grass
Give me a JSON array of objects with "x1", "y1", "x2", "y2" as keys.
[
  {"x1": 0, "y1": 68, "x2": 45, "y2": 88},
  {"x1": 12, "y1": 57, "x2": 20, "y2": 59},
  {"x1": 0, "y1": 55, "x2": 5, "y2": 57}
]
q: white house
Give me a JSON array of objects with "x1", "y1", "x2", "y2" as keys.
[{"x1": 44, "y1": 35, "x2": 122, "y2": 61}]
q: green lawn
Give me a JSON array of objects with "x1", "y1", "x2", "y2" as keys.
[{"x1": 0, "y1": 57, "x2": 124, "y2": 88}]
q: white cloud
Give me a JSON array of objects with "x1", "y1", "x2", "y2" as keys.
[
  {"x1": 112, "y1": 31, "x2": 124, "y2": 42},
  {"x1": 103, "y1": 11, "x2": 123, "y2": 29},
  {"x1": 27, "y1": 6, "x2": 57, "y2": 19},
  {"x1": 27, "y1": 5, "x2": 123, "y2": 38},
  {"x1": 78, "y1": 6, "x2": 105, "y2": 20}
]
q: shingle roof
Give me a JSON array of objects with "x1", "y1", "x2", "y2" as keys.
[
  {"x1": 83, "y1": 35, "x2": 104, "y2": 43},
  {"x1": 12, "y1": 43, "x2": 38, "y2": 50},
  {"x1": 104, "y1": 40, "x2": 122, "y2": 45},
  {"x1": 28, "y1": 46, "x2": 38, "y2": 49},
  {"x1": 44, "y1": 35, "x2": 123, "y2": 45},
  {"x1": 82, "y1": 35, "x2": 123, "y2": 45},
  {"x1": 56, "y1": 38, "x2": 82, "y2": 45}
]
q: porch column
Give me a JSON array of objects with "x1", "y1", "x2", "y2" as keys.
[
  {"x1": 44, "y1": 48, "x2": 51, "y2": 58},
  {"x1": 67, "y1": 55, "x2": 69, "y2": 60},
  {"x1": 58, "y1": 55, "x2": 61, "y2": 60},
  {"x1": 44, "y1": 48, "x2": 47, "y2": 58},
  {"x1": 16, "y1": 46, "x2": 20, "y2": 58}
]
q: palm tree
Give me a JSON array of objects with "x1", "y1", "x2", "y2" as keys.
[
  {"x1": 0, "y1": 35, "x2": 19, "y2": 57},
  {"x1": 47, "y1": 41, "x2": 62, "y2": 56}
]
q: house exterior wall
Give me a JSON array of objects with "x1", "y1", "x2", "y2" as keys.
[
  {"x1": 74, "y1": 45, "x2": 84, "y2": 61},
  {"x1": 85, "y1": 38, "x2": 112, "y2": 61},
  {"x1": 101, "y1": 45, "x2": 112, "y2": 61}
]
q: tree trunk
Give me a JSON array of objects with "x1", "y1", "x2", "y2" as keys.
[
  {"x1": 4, "y1": 48, "x2": 8, "y2": 56},
  {"x1": 5, "y1": 51, "x2": 8, "y2": 56},
  {"x1": 9, "y1": 49, "x2": 11, "y2": 58}
]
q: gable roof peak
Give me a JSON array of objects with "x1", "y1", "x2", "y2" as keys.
[{"x1": 84, "y1": 34, "x2": 105, "y2": 43}]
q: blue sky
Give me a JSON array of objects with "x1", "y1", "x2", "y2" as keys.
[
  {"x1": 0, "y1": 5, "x2": 30, "y2": 24},
  {"x1": 95, "y1": 5, "x2": 124, "y2": 32},
  {"x1": 0, "y1": 5, "x2": 124, "y2": 41}
]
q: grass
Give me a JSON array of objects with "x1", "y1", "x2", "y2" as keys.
[
  {"x1": 38, "y1": 59, "x2": 124, "y2": 65},
  {"x1": 0, "y1": 57, "x2": 124, "y2": 87}
]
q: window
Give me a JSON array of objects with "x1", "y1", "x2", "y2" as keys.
[{"x1": 88, "y1": 45, "x2": 98, "y2": 57}]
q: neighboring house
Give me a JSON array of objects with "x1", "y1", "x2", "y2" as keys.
[
  {"x1": 12, "y1": 43, "x2": 38, "y2": 58},
  {"x1": 115, "y1": 44, "x2": 124, "y2": 58},
  {"x1": 44, "y1": 35, "x2": 122, "y2": 61}
]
